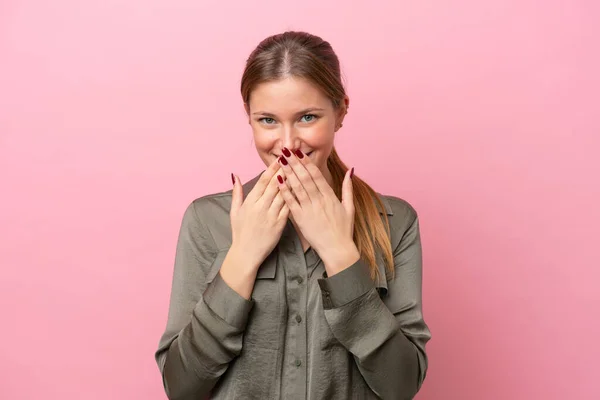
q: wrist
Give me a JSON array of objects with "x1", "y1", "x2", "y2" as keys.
[
  {"x1": 321, "y1": 242, "x2": 361, "y2": 277},
  {"x1": 220, "y1": 245, "x2": 259, "y2": 300},
  {"x1": 228, "y1": 243, "x2": 262, "y2": 272}
]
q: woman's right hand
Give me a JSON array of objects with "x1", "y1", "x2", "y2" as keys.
[{"x1": 219, "y1": 159, "x2": 289, "y2": 298}]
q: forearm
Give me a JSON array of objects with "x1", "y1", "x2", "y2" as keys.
[
  {"x1": 160, "y1": 272, "x2": 254, "y2": 400},
  {"x1": 219, "y1": 244, "x2": 260, "y2": 300},
  {"x1": 318, "y1": 259, "x2": 428, "y2": 399},
  {"x1": 324, "y1": 287, "x2": 423, "y2": 399}
]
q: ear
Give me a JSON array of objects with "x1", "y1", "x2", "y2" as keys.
[{"x1": 335, "y1": 95, "x2": 350, "y2": 132}]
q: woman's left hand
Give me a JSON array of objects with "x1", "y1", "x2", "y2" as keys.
[{"x1": 276, "y1": 147, "x2": 360, "y2": 276}]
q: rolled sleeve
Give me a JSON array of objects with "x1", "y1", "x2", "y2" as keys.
[
  {"x1": 317, "y1": 258, "x2": 375, "y2": 309},
  {"x1": 203, "y1": 271, "x2": 254, "y2": 330}
]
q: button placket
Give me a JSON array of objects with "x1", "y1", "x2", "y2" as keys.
[{"x1": 279, "y1": 223, "x2": 308, "y2": 400}]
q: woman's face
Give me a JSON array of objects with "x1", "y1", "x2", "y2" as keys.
[{"x1": 245, "y1": 77, "x2": 348, "y2": 182}]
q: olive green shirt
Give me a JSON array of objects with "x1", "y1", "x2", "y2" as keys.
[{"x1": 154, "y1": 171, "x2": 431, "y2": 400}]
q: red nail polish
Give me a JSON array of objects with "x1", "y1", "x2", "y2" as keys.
[
  {"x1": 279, "y1": 155, "x2": 288, "y2": 166},
  {"x1": 282, "y1": 147, "x2": 292, "y2": 157},
  {"x1": 294, "y1": 149, "x2": 304, "y2": 159},
  {"x1": 277, "y1": 175, "x2": 284, "y2": 184},
  {"x1": 350, "y1": 167, "x2": 354, "y2": 178},
  {"x1": 231, "y1": 173, "x2": 235, "y2": 185}
]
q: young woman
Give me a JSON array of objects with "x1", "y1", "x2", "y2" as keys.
[{"x1": 155, "y1": 31, "x2": 431, "y2": 400}]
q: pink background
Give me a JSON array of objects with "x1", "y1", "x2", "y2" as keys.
[{"x1": 1, "y1": 1, "x2": 598, "y2": 399}]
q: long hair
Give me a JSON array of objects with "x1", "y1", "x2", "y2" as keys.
[{"x1": 240, "y1": 31, "x2": 394, "y2": 281}]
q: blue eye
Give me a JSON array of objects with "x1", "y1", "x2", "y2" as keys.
[{"x1": 300, "y1": 114, "x2": 317, "y2": 123}]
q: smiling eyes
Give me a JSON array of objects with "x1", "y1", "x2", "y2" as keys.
[
  {"x1": 261, "y1": 117, "x2": 276, "y2": 124},
  {"x1": 301, "y1": 114, "x2": 316, "y2": 123},
  {"x1": 258, "y1": 114, "x2": 319, "y2": 125}
]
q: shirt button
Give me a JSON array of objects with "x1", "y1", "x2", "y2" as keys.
[
  {"x1": 297, "y1": 277, "x2": 303, "y2": 284},
  {"x1": 295, "y1": 359, "x2": 302, "y2": 367},
  {"x1": 296, "y1": 314, "x2": 302, "y2": 323}
]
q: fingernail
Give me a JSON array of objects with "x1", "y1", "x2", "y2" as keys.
[
  {"x1": 294, "y1": 149, "x2": 304, "y2": 159},
  {"x1": 231, "y1": 173, "x2": 235, "y2": 185},
  {"x1": 277, "y1": 175, "x2": 284, "y2": 184},
  {"x1": 350, "y1": 167, "x2": 354, "y2": 178},
  {"x1": 282, "y1": 147, "x2": 292, "y2": 157},
  {"x1": 279, "y1": 155, "x2": 288, "y2": 166}
]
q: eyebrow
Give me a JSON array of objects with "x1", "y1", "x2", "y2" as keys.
[{"x1": 252, "y1": 108, "x2": 325, "y2": 117}]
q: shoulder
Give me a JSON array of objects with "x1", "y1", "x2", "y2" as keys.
[
  {"x1": 376, "y1": 192, "x2": 420, "y2": 238},
  {"x1": 377, "y1": 192, "x2": 418, "y2": 221},
  {"x1": 180, "y1": 189, "x2": 234, "y2": 251},
  {"x1": 187, "y1": 189, "x2": 233, "y2": 218}
]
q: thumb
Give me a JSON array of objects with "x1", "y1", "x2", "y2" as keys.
[
  {"x1": 230, "y1": 173, "x2": 243, "y2": 217},
  {"x1": 341, "y1": 167, "x2": 355, "y2": 215}
]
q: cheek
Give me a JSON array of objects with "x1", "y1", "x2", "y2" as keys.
[
  {"x1": 306, "y1": 124, "x2": 335, "y2": 148},
  {"x1": 251, "y1": 127, "x2": 274, "y2": 151}
]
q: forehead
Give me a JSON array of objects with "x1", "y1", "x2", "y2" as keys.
[{"x1": 248, "y1": 77, "x2": 332, "y2": 113}]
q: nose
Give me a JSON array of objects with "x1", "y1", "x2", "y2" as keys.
[{"x1": 280, "y1": 125, "x2": 300, "y2": 150}]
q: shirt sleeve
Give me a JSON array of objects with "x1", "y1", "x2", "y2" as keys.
[
  {"x1": 154, "y1": 200, "x2": 254, "y2": 400},
  {"x1": 317, "y1": 208, "x2": 431, "y2": 400}
]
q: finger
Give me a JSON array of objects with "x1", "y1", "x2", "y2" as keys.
[
  {"x1": 276, "y1": 172, "x2": 302, "y2": 214},
  {"x1": 278, "y1": 203, "x2": 290, "y2": 221},
  {"x1": 292, "y1": 148, "x2": 336, "y2": 198},
  {"x1": 278, "y1": 153, "x2": 312, "y2": 206},
  {"x1": 230, "y1": 173, "x2": 243, "y2": 218},
  {"x1": 269, "y1": 190, "x2": 286, "y2": 215},
  {"x1": 286, "y1": 174, "x2": 299, "y2": 203},
  {"x1": 342, "y1": 167, "x2": 355, "y2": 215},
  {"x1": 247, "y1": 157, "x2": 281, "y2": 202},
  {"x1": 280, "y1": 148, "x2": 320, "y2": 201},
  {"x1": 261, "y1": 166, "x2": 284, "y2": 206}
]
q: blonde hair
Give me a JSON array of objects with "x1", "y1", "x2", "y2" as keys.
[{"x1": 241, "y1": 31, "x2": 394, "y2": 280}]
